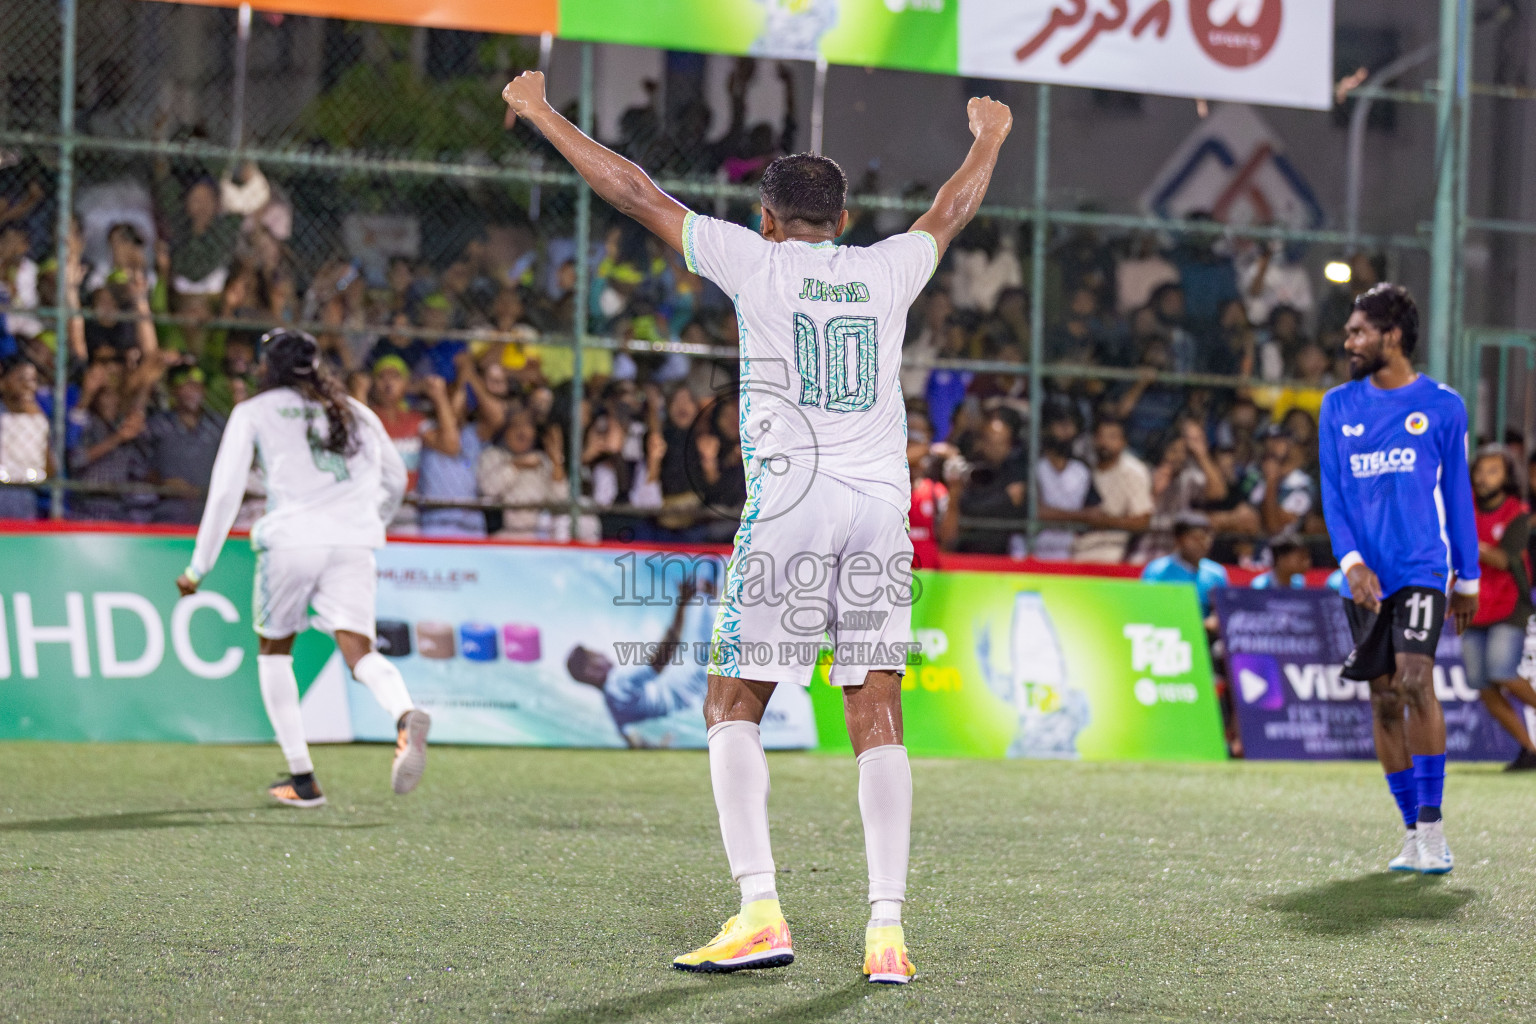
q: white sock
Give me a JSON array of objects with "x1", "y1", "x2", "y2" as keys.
[
  {"x1": 353, "y1": 651, "x2": 415, "y2": 724},
  {"x1": 707, "y1": 720, "x2": 777, "y2": 909},
  {"x1": 258, "y1": 654, "x2": 313, "y2": 775},
  {"x1": 858, "y1": 744, "x2": 912, "y2": 927}
]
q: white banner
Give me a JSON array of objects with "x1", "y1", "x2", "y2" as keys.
[{"x1": 959, "y1": 0, "x2": 1334, "y2": 111}]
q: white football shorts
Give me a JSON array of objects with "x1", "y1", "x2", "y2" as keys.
[
  {"x1": 711, "y1": 460, "x2": 918, "y2": 687},
  {"x1": 252, "y1": 545, "x2": 377, "y2": 640}
]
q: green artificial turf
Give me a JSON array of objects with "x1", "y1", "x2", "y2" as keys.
[{"x1": 1, "y1": 745, "x2": 1534, "y2": 1023}]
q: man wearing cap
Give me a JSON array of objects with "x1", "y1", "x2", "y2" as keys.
[{"x1": 144, "y1": 363, "x2": 225, "y2": 524}]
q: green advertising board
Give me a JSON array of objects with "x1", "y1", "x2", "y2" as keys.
[
  {"x1": 558, "y1": 0, "x2": 958, "y2": 75},
  {"x1": 808, "y1": 571, "x2": 1226, "y2": 761},
  {"x1": 0, "y1": 532, "x2": 1223, "y2": 760},
  {"x1": 0, "y1": 533, "x2": 331, "y2": 743}
]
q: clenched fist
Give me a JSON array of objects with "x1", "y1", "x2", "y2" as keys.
[
  {"x1": 502, "y1": 71, "x2": 550, "y2": 125},
  {"x1": 967, "y1": 96, "x2": 1013, "y2": 143}
]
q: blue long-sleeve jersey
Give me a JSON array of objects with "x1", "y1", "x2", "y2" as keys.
[{"x1": 1318, "y1": 374, "x2": 1479, "y2": 599}]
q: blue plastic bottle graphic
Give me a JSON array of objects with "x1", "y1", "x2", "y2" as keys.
[{"x1": 980, "y1": 592, "x2": 1091, "y2": 759}]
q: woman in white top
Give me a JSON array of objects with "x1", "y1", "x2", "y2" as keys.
[{"x1": 176, "y1": 329, "x2": 430, "y2": 807}]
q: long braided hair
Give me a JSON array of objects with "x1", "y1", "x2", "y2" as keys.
[{"x1": 258, "y1": 329, "x2": 359, "y2": 456}]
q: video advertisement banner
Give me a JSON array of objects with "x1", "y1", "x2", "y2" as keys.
[
  {"x1": 0, "y1": 531, "x2": 1224, "y2": 760},
  {"x1": 1215, "y1": 588, "x2": 1522, "y2": 762}
]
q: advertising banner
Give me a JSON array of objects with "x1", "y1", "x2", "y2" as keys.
[
  {"x1": 557, "y1": 0, "x2": 958, "y2": 75},
  {"x1": 0, "y1": 531, "x2": 1224, "y2": 760},
  {"x1": 1216, "y1": 588, "x2": 1521, "y2": 761},
  {"x1": 154, "y1": 0, "x2": 559, "y2": 37},
  {"x1": 0, "y1": 532, "x2": 332, "y2": 743},
  {"x1": 959, "y1": 1, "x2": 1333, "y2": 110}
]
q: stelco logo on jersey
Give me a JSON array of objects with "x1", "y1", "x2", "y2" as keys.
[{"x1": 1349, "y1": 447, "x2": 1418, "y2": 479}]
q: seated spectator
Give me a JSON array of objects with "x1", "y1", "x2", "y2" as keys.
[
  {"x1": 1110, "y1": 337, "x2": 1186, "y2": 458},
  {"x1": 901, "y1": 290, "x2": 952, "y2": 397},
  {"x1": 368, "y1": 359, "x2": 458, "y2": 533},
  {"x1": 1170, "y1": 219, "x2": 1241, "y2": 337},
  {"x1": 699, "y1": 392, "x2": 746, "y2": 542},
  {"x1": 949, "y1": 219, "x2": 1022, "y2": 314},
  {"x1": 1147, "y1": 283, "x2": 1198, "y2": 372},
  {"x1": 1115, "y1": 232, "x2": 1179, "y2": 317},
  {"x1": 1076, "y1": 417, "x2": 1154, "y2": 563},
  {"x1": 1266, "y1": 342, "x2": 1333, "y2": 422},
  {"x1": 0, "y1": 223, "x2": 42, "y2": 343},
  {"x1": 417, "y1": 351, "x2": 508, "y2": 538},
  {"x1": 1250, "y1": 537, "x2": 1313, "y2": 589},
  {"x1": 906, "y1": 410, "x2": 948, "y2": 569},
  {"x1": 938, "y1": 410, "x2": 1028, "y2": 555},
  {"x1": 1034, "y1": 410, "x2": 1096, "y2": 561},
  {"x1": 1255, "y1": 303, "x2": 1307, "y2": 384},
  {"x1": 477, "y1": 407, "x2": 567, "y2": 539},
  {"x1": 924, "y1": 311, "x2": 979, "y2": 442},
  {"x1": 155, "y1": 160, "x2": 269, "y2": 300},
  {"x1": 366, "y1": 313, "x2": 428, "y2": 378},
  {"x1": 143, "y1": 364, "x2": 223, "y2": 524},
  {"x1": 70, "y1": 364, "x2": 150, "y2": 522},
  {"x1": 1242, "y1": 423, "x2": 1318, "y2": 538},
  {"x1": 1135, "y1": 419, "x2": 1232, "y2": 562},
  {"x1": 1141, "y1": 513, "x2": 1229, "y2": 628},
  {"x1": 1236, "y1": 238, "x2": 1314, "y2": 329},
  {"x1": 0, "y1": 358, "x2": 51, "y2": 519},
  {"x1": 1207, "y1": 298, "x2": 1255, "y2": 377},
  {"x1": 647, "y1": 385, "x2": 710, "y2": 541}
]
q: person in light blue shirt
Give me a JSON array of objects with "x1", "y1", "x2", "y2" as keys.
[
  {"x1": 1141, "y1": 512, "x2": 1229, "y2": 620},
  {"x1": 1250, "y1": 537, "x2": 1313, "y2": 590}
]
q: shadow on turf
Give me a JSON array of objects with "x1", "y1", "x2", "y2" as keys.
[
  {"x1": 1267, "y1": 873, "x2": 1476, "y2": 935},
  {"x1": 538, "y1": 976, "x2": 867, "y2": 1024},
  {"x1": 0, "y1": 807, "x2": 387, "y2": 833}
]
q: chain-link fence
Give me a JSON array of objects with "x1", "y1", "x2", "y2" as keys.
[{"x1": 2, "y1": 0, "x2": 1533, "y2": 566}]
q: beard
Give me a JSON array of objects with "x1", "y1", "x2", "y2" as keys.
[{"x1": 1349, "y1": 349, "x2": 1387, "y2": 381}]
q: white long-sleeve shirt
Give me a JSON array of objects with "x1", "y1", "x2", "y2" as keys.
[{"x1": 187, "y1": 389, "x2": 406, "y2": 581}]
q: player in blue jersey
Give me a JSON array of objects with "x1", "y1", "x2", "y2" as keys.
[{"x1": 1318, "y1": 284, "x2": 1479, "y2": 875}]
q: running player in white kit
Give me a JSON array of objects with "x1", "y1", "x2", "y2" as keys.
[
  {"x1": 175, "y1": 330, "x2": 431, "y2": 808},
  {"x1": 503, "y1": 71, "x2": 1011, "y2": 983}
]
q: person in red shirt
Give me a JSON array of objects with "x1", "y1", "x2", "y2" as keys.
[
  {"x1": 906, "y1": 410, "x2": 947, "y2": 571},
  {"x1": 1466, "y1": 445, "x2": 1536, "y2": 771}
]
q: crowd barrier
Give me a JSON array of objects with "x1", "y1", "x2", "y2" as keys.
[{"x1": 0, "y1": 525, "x2": 1225, "y2": 761}]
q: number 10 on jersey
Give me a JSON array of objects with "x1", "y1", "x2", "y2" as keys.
[{"x1": 794, "y1": 313, "x2": 878, "y2": 413}]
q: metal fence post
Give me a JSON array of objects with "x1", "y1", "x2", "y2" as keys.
[
  {"x1": 49, "y1": 0, "x2": 77, "y2": 520},
  {"x1": 1428, "y1": 0, "x2": 1461, "y2": 386},
  {"x1": 1026, "y1": 84, "x2": 1050, "y2": 545},
  {"x1": 569, "y1": 42, "x2": 594, "y2": 539},
  {"x1": 1451, "y1": 0, "x2": 1474, "y2": 409}
]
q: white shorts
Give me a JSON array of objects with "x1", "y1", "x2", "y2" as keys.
[
  {"x1": 253, "y1": 546, "x2": 378, "y2": 640},
  {"x1": 711, "y1": 461, "x2": 917, "y2": 687}
]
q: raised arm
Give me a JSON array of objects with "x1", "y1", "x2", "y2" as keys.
[
  {"x1": 503, "y1": 71, "x2": 690, "y2": 256},
  {"x1": 910, "y1": 97, "x2": 1013, "y2": 263}
]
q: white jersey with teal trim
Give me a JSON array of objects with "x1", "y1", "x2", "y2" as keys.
[
  {"x1": 683, "y1": 213, "x2": 937, "y2": 513},
  {"x1": 188, "y1": 389, "x2": 407, "y2": 581}
]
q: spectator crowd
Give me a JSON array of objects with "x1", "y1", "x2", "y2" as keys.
[{"x1": 0, "y1": 66, "x2": 1427, "y2": 566}]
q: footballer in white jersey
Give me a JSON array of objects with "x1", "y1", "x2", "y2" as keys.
[
  {"x1": 176, "y1": 330, "x2": 431, "y2": 808},
  {"x1": 505, "y1": 69, "x2": 1012, "y2": 983}
]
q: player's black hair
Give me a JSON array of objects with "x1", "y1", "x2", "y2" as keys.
[
  {"x1": 1172, "y1": 512, "x2": 1212, "y2": 538},
  {"x1": 1268, "y1": 536, "x2": 1307, "y2": 560},
  {"x1": 759, "y1": 153, "x2": 847, "y2": 231},
  {"x1": 258, "y1": 329, "x2": 358, "y2": 456},
  {"x1": 1353, "y1": 283, "x2": 1419, "y2": 358}
]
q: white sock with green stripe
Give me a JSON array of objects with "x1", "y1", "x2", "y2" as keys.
[{"x1": 258, "y1": 655, "x2": 312, "y2": 775}]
